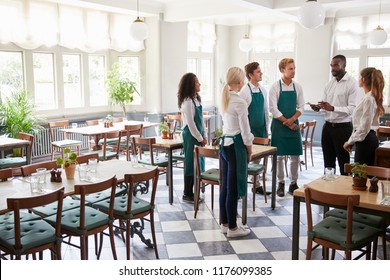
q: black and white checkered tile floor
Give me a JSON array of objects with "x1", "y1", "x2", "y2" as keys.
[{"x1": 58, "y1": 146, "x2": 389, "y2": 260}]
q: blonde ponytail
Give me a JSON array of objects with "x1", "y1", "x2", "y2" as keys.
[{"x1": 220, "y1": 67, "x2": 245, "y2": 114}]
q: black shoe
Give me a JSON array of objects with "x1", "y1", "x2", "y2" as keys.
[
  {"x1": 255, "y1": 186, "x2": 271, "y2": 195},
  {"x1": 182, "y1": 195, "x2": 195, "y2": 203},
  {"x1": 288, "y1": 183, "x2": 299, "y2": 195},
  {"x1": 277, "y1": 182, "x2": 285, "y2": 197}
]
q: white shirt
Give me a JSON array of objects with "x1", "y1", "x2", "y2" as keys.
[
  {"x1": 239, "y1": 82, "x2": 270, "y2": 133},
  {"x1": 347, "y1": 92, "x2": 379, "y2": 145},
  {"x1": 269, "y1": 79, "x2": 305, "y2": 119},
  {"x1": 181, "y1": 98, "x2": 207, "y2": 142},
  {"x1": 322, "y1": 73, "x2": 359, "y2": 123},
  {"x1": 221, "y1": 91, "x2": 254, "y2": 146}
]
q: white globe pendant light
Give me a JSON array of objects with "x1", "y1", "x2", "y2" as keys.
[
  {"x1": 239, "y1": 34, "x2": 253, "y2": 52},
  {"x1": 369, "y1": 0, "x2": 388, "y2": 46},
  {"x1": 130, "y1": 0, "x2": 148, "y2": 41},
  {"x1": 298, "y1": 0, "x2": 325, "y2": 29}
]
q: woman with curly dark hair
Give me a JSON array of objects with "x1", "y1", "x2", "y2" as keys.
[{"x1": 178, "y1": 73, "x2": 207, "y2": 203}]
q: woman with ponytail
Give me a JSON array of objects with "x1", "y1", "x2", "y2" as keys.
[
  {"x1": 343, "y1": 67, "x2": 385, "y2": 165},
  {"x1": 219, "y1": 67, "x2": 253, "y2": 238}
]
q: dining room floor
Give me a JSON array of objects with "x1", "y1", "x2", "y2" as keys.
[{"x1": 42, "y1": 146, "x2": 389, "y2": 260}]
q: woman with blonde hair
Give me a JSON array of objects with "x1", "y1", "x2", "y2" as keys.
[
  {"x1": 343, "y1": 67, "x2": 385, "y2": 165},
  {"x1": 219, "y1": 67, "x2": 253, "y2": 238}
]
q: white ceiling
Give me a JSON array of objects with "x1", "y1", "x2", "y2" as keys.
[{"x1": 53, "y1": 0, "x2": 390, "y2": 26}]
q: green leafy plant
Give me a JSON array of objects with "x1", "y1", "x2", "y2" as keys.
[
  {"x1": 56, "y1": 148, "x2": 78, "y2": 168},
  {"x1": 351, "y1": 162, "x2": 368, "y2": 179},
  {"x1": 159, "y1": 122, "x2": 169, "y2": 133},
  {"x1": 0, "y1": 89, "x2": 45, "y2": 138},
  {"x1": 106, "y1": 63, "x2": 140, "y2": 118},
  {"x1": 214, "y1": 128, "x2": 223, "y2": 138}
]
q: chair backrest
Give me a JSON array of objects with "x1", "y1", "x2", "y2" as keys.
[
  {"x1": 18, "y1": 132, "x2": 34, "y2": 159},
  {"x1": 73, "y1": 176, "x2": 117, "y2": 230},
  {"x1": 122, "y1": 124, "x2": 143, "y2": 160},
  {"x1": 85, "y1": 119, "x2": 99, "y2": 126},
  {"x1": 132, "y1": 137, "x2": 157, "y2": 164},
  {"x1": 112, "y1": 117, "x2": 123, "y2": 123},
  {"x1": 377, "y1": 126, "x2": 390, "y2": 140},
  {"x1": 123, "y1": 168, "x2": 159, "y2": 215},
  {"x1": 165, "y1": 114, "x2": 182, "y2": 133},
  {"x1": 77, "y1": 153, "x2": 99, "y2": 165},
  {"x1": 21, "y1": 160, "x2": 58, "y2": 176},
  {"x1": 253, "y1": 137, "x2": 270, "y2": 146},
  {"x1": 194, "y1": 146, "x2": 220, "y2": 180},
  {"x1": 0, "y1": 168, "x2": 13, "y2": 181},
  {"x1": 6, "y1": 187, "x2": 64, "y2": 254},
  {"x1": 304, "y1": 186, "x2": 359, "y2": 244},
  {"x1": 303, "y1": 120, "x2": 316, "y2": 143},
  {"x1": 344, "y1": 163, "x2": 390, "y2": 179},
  {"x1": 375, "y1": 147, "x2": 390, "y2": 168},
  {"x1": 100, "y1": 131, "x2": 122, "y2": 160},
  {"x1": 48, "y1": 120, "x2": 70, "y2": 141}
]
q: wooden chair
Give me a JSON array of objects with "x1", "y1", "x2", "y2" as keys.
[
  {"x1": 247, "y1": 137, "x2": 269, "y2": 208},
  {"x1": 112, "y1": 116, "x2": 123, "y2": 123},
  {"x1": 48, "y1": 120, "x2": 82, "y2": 160},
  {"x1": 304, "y1": 186, "x2": 382, "y2": 260},
  {"x1": 85, "y1": 119, "x2": 99, "y2": 126},
  {"x1": 165, "y1": 114, "x2": 185, "y2": 168},
  {"x1": 91, "y1": 131, "x2": 122, "y2": 161},
  {"x1": 85, "y1": 119, "x2": 99, "y2": 151},
  {"x1": 93, "y1": 168, "x2": 160, "y2": 260},
  {"x1": 77, "y1": 153, "x2": 99, "y2": 165},
  {"x1": 301, "y1": 120, "x2": 316, "y2": 170},
  {"x1": 44, "y1": 176, "x2": 118, "y2": 260},
  {"x1": 165, "y1": 114, "x2": 182, "y2": 134},
  {"x1": 325, "y1": 163, "x2": 390, "y2": 259},
  {"x1": 132, "y1": 137, "x2": 172, "y2": 171},
  {"x1": 0, "y1": 132, "x2": 34, "y2": 174},
  {"x1": 194, "y1": 146, "x2": 220, "y2": 219},
  {"x1": 375, "y1": 146, "x2": 390, "y2": 168},
  {"x1": 0, "y1": 187, "x2": 64, "y2": 260},
  {"x1": 120, "y1": 124, "x2": 143, "y2": 161},
  {"x1": 0, "y1": 168, "x2": 13, "y2": 181},
  {"x1": 20, "y1": 161, "x2": 58, "y2": 177}
]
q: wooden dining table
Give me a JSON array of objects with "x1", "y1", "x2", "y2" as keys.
[
  {"x1": 291, "y1": 175, "x2": 390, "y2": 260},
  {"x1": 0, "y1": 159, "x2": 157, "y2": 211}
]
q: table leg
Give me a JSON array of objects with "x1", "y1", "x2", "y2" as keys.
[
  {"x1": 292, "y1": 195, "x2": 301, "y2": 260},
  {"x1": 271, "y1": 152, "x2": 277, "y2": 209},
  {"x1": 26, "y1": 144, "x2": 31, "y2": 165},
  {"x1": 167, "y1": 148, "x2": 174, "y2": 204}
]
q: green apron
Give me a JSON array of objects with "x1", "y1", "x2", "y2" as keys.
[
  {"x1": 182, "y1": 100, "x2": 205, "y2": 176},
  {"x1": 220, "y1": 134, "x2": 248, "y2": 197},
  {"x1": 247, "y1": 83, "x2": 267, "y2": 137},
  {"x1": 270, "y1": 80, "x2": 302, "y2": 156}
]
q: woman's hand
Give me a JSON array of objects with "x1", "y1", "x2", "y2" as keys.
[
  {"x1": 201, "y1": 138, "x2": 207, "y2": 147},
  {"x1": 288, "y1": 123, "x2": 299, "y2": 131},
  {"x1": 343, "y1": 142, "x2": 353, "y2": 153},
  {"x1": 246, "y1": 145, "x2": 252, "y2": 162}
]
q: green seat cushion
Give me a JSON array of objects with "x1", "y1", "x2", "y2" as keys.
[
  {"x1": 0, "y1": 211, "x2": 41, "y2": 225},
  {"x1": 172, "y1": 150, "x2": 185, "y2": 160},
  {"x1": 0, "y1": 220, "x2": 57, "y2": 254},
  {"x1": 247, "y1": 164, "x2": 264, "y2": 174},
  {"x1": 31, "y1": 197, "x2": 80, "y2": 217},
  {"x1": 72, "y1": 187, "x2": 127, "y2": 205},
  {"x1": 44, "y1": 206, "x2": 110, "y2": 235},
  {"x1": 325, "y1": 208, "x2": 386, "y2": 228},
  {"x1": 93, "y1": 196, "x2": 152, "y2": 219},
  {"x1": 98, "y1": 138, "x2": 119, "y2": 145},
  {"x1": 0, "y1": 157, "x2": 27, "y2": 168},
  {"x1": 52, "y1": 139, "x2": 82, "y2": 147},
  {"x1": 201, "y1": 168, "x2": 219, "y2": 181},
  {"x1": 309, "y1": 216, "x2": 382, "y2": 249},
  {"x1": 138, "y1": 155, "x2": 174, "y2": 167}
]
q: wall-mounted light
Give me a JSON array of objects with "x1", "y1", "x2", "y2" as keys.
[
  {"x1": 369, "y1": 0, "x2": 387, "y2": 46},
  {"x1": 130, "y1": 0, "x2": 148, "y2": 41},
  {"x1": 298, "y1": 0, "x2": 325, "y2": 29}
]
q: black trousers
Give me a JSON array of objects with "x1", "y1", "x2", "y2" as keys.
[
  {"x1": 355, "y1": 130, "x2": 379, "y2": 166},
  {"x1": 321, "y1": 121, "x2": 353, "y2": 175}
]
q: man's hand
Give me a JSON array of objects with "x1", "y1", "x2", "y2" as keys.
[
  {"x1": 318, "y1": 101, "x2": 334, "y2": 112},
  {"x1": 309, "y1": 103, "x2": 320, "y2": 112}
]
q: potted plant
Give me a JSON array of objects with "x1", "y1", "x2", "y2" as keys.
[
  {"x1": 351, "y1": 162, "x2": 368, "y2": 190},
  {"x1": 106, "y1": 63, "x2": 140, "y2": 119},
  {"x1": 0, "y1": 89, "x2": 45, "y2": 156},
  {"x1": 56, "y1": 148, "x2": 78, "y2": 179},
  {"x1": 160, "y1": 122, "x2": 169, "y2": 139},
  {"x1": 211, "y1": 128, "x2": 223, "y2": 146}
]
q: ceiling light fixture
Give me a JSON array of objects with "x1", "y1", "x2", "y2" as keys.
[
  {"x1": 298, "y1": 0, "x2": 325, "y2": 29},
  {"x1": 369, "y1": 0, "x2": 387, "y2": 46},
  {"x1": 238, "y1": 23, "x2": 252, "y2": 52},
  {"x1": 130, "y1": 0, "x2": 148, "y2": 41}
]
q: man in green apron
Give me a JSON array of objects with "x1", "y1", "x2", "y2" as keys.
[
  {"x1": 269, "y1": 58, "x2": 305, "y2": 197},
  {"x1": 240, "y1": 62, "x2": 270, "y2": 195}
]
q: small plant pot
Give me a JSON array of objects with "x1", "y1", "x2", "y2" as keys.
[
  {"x1": 352, "y1": 176, "x2": 367, "y2": 191},
  {"x1": 64, "y1": 164, "x2": 76, "y2": 180},
  {"x1": 161, "y1": 131, "x2": 169, "y2": 139}
]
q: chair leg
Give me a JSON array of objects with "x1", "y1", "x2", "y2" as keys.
[
  {"x1": 310, "y1": 144, "x2": 314, "y2": 167},
  {"x1": 372, "y1": 237, "x2": 378, "y2": 260},
  {"x1": 262, "y1": 171, "x2": 267, "y2": 204},
  {"x1": 80, "y1": 236, "x2": 87, "y2": 260},
  {"x1": 306, "y1": 238, "x2": 313, "y2": 260},
  {"x1": 382, "y1": 234, "x2": 387, "y2": 260},
  {"x1": 304, "y1": 144, "x2": 308, "y2": 170},
  {"x1": 108, "y1": 224, "x2": 118, "y2": 260},
  {"x1": 211, "y1": 184, "x2": 214, "y2": 210},
  {"x1": 194, "y1": 180, "x2": 200, "y2": 219},
  {"x1": 252, "y1": 177, "x2": 257, "y2": 211},
  {"x1": 126, "y1": 219, "x2": 131, "y2": 260},
  {"x1": 150, "y1": 212, "x2": 159, "y2": 259}
]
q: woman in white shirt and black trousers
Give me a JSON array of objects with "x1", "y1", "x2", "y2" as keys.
[
  {"x1": 219, "y1": 67, "x2": 254, "y2": 238},
  {"x1": 343, "y1": 67, "x2": 385, "y2": 165},
  {"x1": 178, "y1": 73, "x2": 208, "y2": 203}
]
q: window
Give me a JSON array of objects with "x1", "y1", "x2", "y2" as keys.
[
  {"x1": 118, "y1": 56, "x2": 141, "y2": 105},
  {"x1": 187, "y1": 58, "x2": 212, "y2": 102},
  {"x1": 88, "y1": 55, "x2": 107, "y2": 106},
  {"x1": 368, "y1": 56, "x2": 390, "y2": 104},
  {"x1": 32, "y1": 52, "x2": 56, "y2": 110},
  {"x1": 63, "y1": 54, "x2": 82, "y2": 108},
  {"x1": 345, "y1": 57, "x2": 360, "y2": 81},
  {"x1": 0, "y1": 51, "x2": 23, "y2": 101}
]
